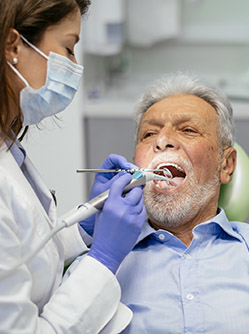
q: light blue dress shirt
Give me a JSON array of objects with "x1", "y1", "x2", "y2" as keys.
[{"x1": 117, "y1": 209, "x2": 249, "y2": 334}]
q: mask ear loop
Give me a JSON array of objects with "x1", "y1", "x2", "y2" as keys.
[
  {"x1": 20, "y1": 35, "x2": 49, "y2": 61},
  {"x1": 7, "y1": 61, "x2": 29, "y2": 87},
  {"x1": 7, "y1": 34, "x2": 50, "y2": 87}
]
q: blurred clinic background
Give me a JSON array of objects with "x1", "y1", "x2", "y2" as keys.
[{"x1": 23, "y1": 0, "x2": 249, "y2": 215}]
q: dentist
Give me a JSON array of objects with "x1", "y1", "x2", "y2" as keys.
[{"x1": 0, "y1": 0, "x2": 145, "y2": 333}]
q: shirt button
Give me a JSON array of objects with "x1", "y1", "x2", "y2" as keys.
[
  {"x1": 158, "y1": 234, "x2": 165, "y2": 241},
  {"x1": 185, "y1": 254, "x2": 192, "y2": 260},
  {"x1": 186, "y1": 294, "x2": 194, "y2": 301}
]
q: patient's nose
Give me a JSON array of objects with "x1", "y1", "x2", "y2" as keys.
[{"x1": 154, "y1": 128, "x2": 180, "y2": 152}]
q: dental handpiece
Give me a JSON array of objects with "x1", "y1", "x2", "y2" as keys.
[
  {"x1": 0, "y1": 171, "x2": 170, "y2": 279},
  {"x1": 61, "y1": 171, "x2": 170, "y2": 227}
]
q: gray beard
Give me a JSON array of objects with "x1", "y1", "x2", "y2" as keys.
[{"x1": 143, "y1": 172, "x2": 220, "y2": 229}]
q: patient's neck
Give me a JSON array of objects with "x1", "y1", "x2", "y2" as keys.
[{"x1": 150, "y1": 205, "x2": 219, "y2": 247}]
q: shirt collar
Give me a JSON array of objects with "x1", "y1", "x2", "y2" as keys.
[
  {"x1": 137, "y1": 208, "x2": 242, "y2": 245},
  {"x1": 193, "y1": 208, "x2": 242, "y2": 242},
  {"x1": 137, "y1": 220, "x2": 156, "y2": 244}
]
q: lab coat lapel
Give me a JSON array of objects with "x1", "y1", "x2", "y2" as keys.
[
  {"x1": 1, "y1": 142, "x2": 56, "y2": 228},
  {"x1": 12, "y1": 145, "x2": 88, "y2": 263},
  {"x1": 22, "y1": 155, "x2": 57, "y2": 226}
]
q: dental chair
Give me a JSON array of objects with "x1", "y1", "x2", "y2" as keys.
[{"x1": 219, "y1": 143, "x2": 249, "y2": 222}]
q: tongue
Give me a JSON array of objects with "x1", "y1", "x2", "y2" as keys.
[
  {"x1": 169, "y1": 176, "x2": 184, "y2": 187},
  {"x1": 166, "y1": 166, "x2": 185, "y2": 178},
  {"x1": 154, "y1": 176, "x2": 184, "y2": 189}
]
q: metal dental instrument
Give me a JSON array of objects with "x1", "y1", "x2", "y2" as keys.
[
  {"x1": 76, "y1": 168, "x2": 160, "y2": 173},
  {"x1": 76, "y1": 167, "x2": 173, "y2": 179}
]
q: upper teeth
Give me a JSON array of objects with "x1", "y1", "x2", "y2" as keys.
[{"x1": 156, "y1": 162, "x2": 184, "y2": 173}]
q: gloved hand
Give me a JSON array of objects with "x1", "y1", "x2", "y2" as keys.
[
  {"x1": 88, "y1": 172, "x2": 146, "y2": 274},
  {"x1": 79, "y1": 154, "x2": 137, "y2": 236}
]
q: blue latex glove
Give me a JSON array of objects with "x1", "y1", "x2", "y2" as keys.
[
  {"x1": 88, "y1": 172, "x2": 146, "y2": 274},
  {"x1": 79, "y1": 154, "x2": 137, "y2": 235}
]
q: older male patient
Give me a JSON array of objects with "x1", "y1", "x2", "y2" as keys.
[{"x1": 116, "y1": 73, "x2": 249, "y2": 334}]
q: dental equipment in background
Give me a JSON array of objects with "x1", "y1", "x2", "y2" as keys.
[{"x1": 0, "y1": 170, "x2": 171, "y2": 279}]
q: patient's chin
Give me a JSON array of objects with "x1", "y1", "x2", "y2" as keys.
[
  {"x1": 144, "y1": 191, "x2": 193, "y2": 228},
  {"x1": 143, "y1": 174, "x2": 219, "y2": 229}
]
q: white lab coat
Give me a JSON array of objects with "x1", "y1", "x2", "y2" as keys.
[{"x1": 0, "y1": 142, "x2": 132, "y2": 334}]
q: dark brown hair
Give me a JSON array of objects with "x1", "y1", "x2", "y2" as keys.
[{"x1": 0, "y1": 0, "x2": 91, "y2": 144}]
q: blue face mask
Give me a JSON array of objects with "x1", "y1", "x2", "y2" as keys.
[{"x1": 7, "y1": 35, "x2": 84, "y2": 126}]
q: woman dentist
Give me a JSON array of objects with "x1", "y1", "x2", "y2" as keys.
[{"x1": 0, "y1": 0, "x2": 146, "y2": 333}]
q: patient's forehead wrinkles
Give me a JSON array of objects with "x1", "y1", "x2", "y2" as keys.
[
  {"x1": 140, "y1": 95, "x2": 218, "y2": 132},
  {"x1": 141, "y1": 112, "x2": 206, "y2": 126}
]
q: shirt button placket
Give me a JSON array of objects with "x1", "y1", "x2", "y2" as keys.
[{"x1": 180, "y1": 253, "x2": 203, "y2": 333}]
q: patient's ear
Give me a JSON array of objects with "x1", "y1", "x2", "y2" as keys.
[{"x1": 220, "y1": 146, "x2": 237, "y2": 184}]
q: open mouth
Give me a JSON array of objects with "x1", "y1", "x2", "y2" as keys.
[{"x1": 153, "y1": 162, "x2": 186, "y2": 189}]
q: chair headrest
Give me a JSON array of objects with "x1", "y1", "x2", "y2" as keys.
[{"x1": 219, "y1": 143, "x2": 249, "y2": 222}]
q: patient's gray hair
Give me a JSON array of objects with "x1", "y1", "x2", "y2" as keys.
[{"x1": 134, "y1": 72, "x2": 235, "y2": 148}]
